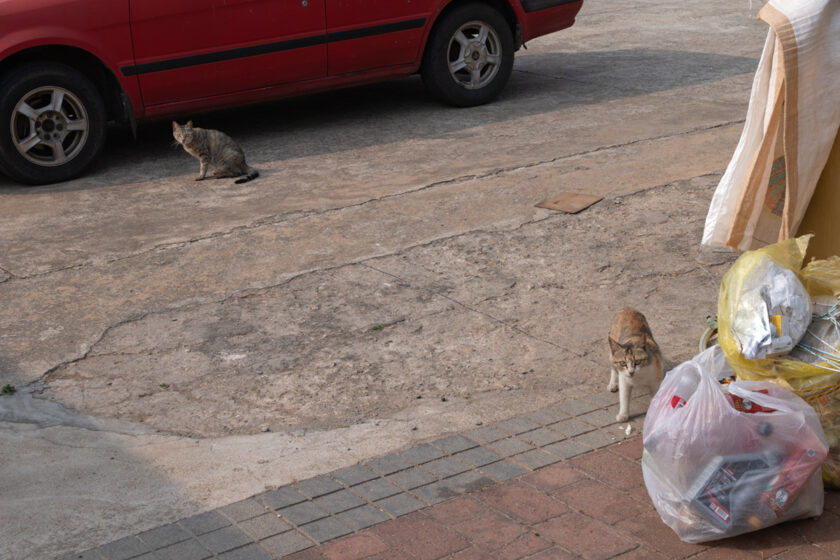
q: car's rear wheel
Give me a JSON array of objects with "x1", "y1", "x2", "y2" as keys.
[
  {"x1": 0, "y1": 62, "x2": 106, "y2": 185},
  {"x1": 421, "y1": 3, "x2": 514, "y2": 107}
]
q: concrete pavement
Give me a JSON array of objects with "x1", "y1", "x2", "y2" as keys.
[{"x1": 0, "y1": 1, "x2": 771, "y2": 558}]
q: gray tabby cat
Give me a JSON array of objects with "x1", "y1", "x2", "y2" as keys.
[{"x1": 172, "y1": 121, "x2": 258, "y2": 183}]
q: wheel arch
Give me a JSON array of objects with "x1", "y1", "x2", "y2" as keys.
[
  {"x1": 423, "y1": 0, "x2": 521, "y2": 63},
  {"x1": 0, "y1": 45, "x2": 130, "y2": 126},
  {"x1": 419, "y1": 0, "x2": 518, "y2": 107}
]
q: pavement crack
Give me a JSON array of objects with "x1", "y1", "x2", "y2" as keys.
[
  {"x1": 32, "y1": 171, "x2": 712, "y2": 380},
  {"x1": 40, "y1": 311, "x2": 157, "y2": 381},
  {"x1": 518, "y1": 121, "x2": 744, "y2": 173},
  {"x1": 359, "y1": 261, "x2": 596, "y2": 366},
  {"x1": 88, "y1": 347, "x2": 183, "y2": 359},
  {"x1": 2, "y1": 122, "x2": 739, "y2": 283},
  {"x1": 371, "y1": 317, "x2": 407, "y2": 330}
]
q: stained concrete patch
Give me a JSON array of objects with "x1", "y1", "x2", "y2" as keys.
[
  {"x1": 43, "y1": 176, "x2": 731, "y2": 438},
  {"x1": 0, "y1": 96, "x2": 745, "y2": 389}
]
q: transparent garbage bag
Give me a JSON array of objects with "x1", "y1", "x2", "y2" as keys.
[
  {"x1": 642, "y1": 346, "x2": 828, "y2": 543},
  {"x1": 718, "y1": 235, "x2": 840, "y2": 487}
]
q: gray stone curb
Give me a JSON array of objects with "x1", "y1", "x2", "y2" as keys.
[{"x1": 62, "y1": 391, "x2": 649, "y2": 560}]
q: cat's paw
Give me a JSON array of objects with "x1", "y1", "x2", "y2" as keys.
[
  {"x1": 615, "y1": 412, "x2": 629, "y2": 423},
  {"x1": 608, "y1": 383, "x2": 618, "y2": 393}
]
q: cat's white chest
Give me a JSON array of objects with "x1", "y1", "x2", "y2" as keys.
[{"x1": 623, "y1": 362, "x2": 662, "y2": 391}]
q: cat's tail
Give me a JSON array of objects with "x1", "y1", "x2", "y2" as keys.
[{"x1": 235, "y1": 166, "x2": 259, "y2": 184}]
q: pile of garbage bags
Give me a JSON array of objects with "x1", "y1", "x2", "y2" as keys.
[
  {"x1": 718, "y1": 236, "x2": 840, "y2": 486},
  {"x1": 643, "y1": 235, "x2": 840, "y2": 542}
]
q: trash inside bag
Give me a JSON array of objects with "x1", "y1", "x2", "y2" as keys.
[
  {"x1": 642, "y1": 346, "x2": 828, "y2": 543},
  {"x1": 731, "y1": 255, "x2": 811, "y2": 359},
  {"x1": 787, "y1": 295, "x2": 840, "y2": 367},
  {"x1": 718, "y1": 235, "x2": 840, "y2": 488}
]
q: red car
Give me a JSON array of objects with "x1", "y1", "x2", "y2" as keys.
[{"x1": 0, "y1": 0, "x2": 583, "y2": 185}]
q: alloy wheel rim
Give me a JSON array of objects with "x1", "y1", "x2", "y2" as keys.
[
  {"x1": 446, "y1": 21, "x2": 502, "y2": 90},
  {"x1": 11, "y1": 86, "x2": 89, "y2": 167}
]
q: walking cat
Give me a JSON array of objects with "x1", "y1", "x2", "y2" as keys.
[
  {"x1": 172, "y1": 121, "x2": 259, "y2": 183},
  {"x1": 608, "y1": 308, "x2": 663, "y2": 422}
]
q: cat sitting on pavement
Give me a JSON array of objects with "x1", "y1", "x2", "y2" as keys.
[{"x1": 172, "y1": 121, "x2": 259, "y2": 184}]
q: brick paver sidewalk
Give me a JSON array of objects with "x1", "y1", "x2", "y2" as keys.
[
  {"x1": 66, "y1": 392, "x2": 840, "y2": 560},
  {"x1": 284, "y1": 438, "x2": 840, "y2": 560}
]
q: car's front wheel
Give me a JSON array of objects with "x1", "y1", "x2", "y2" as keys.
[
  {"x1": 421, "y1": 3, "x2": 515, "y2": 107},
  {"x1": 0, "y1": 62, "x2": 107, "y2": 185}
]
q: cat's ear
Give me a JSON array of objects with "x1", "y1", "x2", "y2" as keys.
[
  {"x1": 186, "y1": 120, "x2": 194, "y2": 127},
  {"x1": 171, "y1": 121, "x2": 178, "y2": 130},
  {"x1": 608, "y1": 337, "x2": 623, "y2": 355}
]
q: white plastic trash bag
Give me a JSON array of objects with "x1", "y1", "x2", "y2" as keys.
[{"x1": 642, "y1": 346, "x2": 828, "y2": 543}]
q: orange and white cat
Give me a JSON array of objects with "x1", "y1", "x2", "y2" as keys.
[{"x1": 608, "y1": 308, "x2": 663, "y2": 422}]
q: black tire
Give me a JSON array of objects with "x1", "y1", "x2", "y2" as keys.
[
  {"x1": 0, "y1": 62, "x2": 107, "y2": 185},
  {"x1": 421, "y1": 3, "x2": 514, "y2": 107}
]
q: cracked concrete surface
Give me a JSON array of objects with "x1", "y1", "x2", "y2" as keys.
[
  {"x1": 43, "y1": 175, "x2": 726, "y2": 439},
  {"x1": 0, "y1": 1, "x2": 766, "y2": 558},
  {"x1": 1, "y1": 123, "x2": 744, "y2": 383}
]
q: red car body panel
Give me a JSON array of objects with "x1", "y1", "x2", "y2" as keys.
[
  {"x1": 325, "y1": 0, "x2": 432, "y2": 75},
  {"x1": 517, "y1": 2, "x2": 582, "y2": 42},
  {"x1": 129, "y1": 0, "x2": 328, "y2": 107},
  {"x1": 0, "y1": 0, "x2": 583, "y2": 122},
  {"x1": 142, "y1": 62, "x2": 422, "y2": 119},
  {"x1": 0, "y1": 0, "x2": 144, "y2": 116}
]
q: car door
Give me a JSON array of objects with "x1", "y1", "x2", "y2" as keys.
[
  {"x1": 325, "y1": 0, "x2": 434, "y2": 75},
  {"x1": 127, "y1": 0, "x2": 327, "y2": 107}
]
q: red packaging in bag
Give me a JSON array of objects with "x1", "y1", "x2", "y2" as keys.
[
  {"x1": 727, "y1": 390, "x2": 776, "y2": 414},
  {"x1": 690, "y1": 454, "x2": 770, "y2": 529},
  {"x1": 757, "y1": 432, "x2": 826, "y2": 519}
]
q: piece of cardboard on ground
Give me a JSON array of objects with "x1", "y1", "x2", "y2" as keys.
[
  {"x1": 536, "y1": 192, "x2": 603, "y2": 214},
  {"x1": 797, "y1": 129, "x2": 840, "y2": 261}
]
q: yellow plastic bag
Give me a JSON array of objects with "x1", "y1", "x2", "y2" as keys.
[{"x1": 718, "y1": 235, "x2": 840, "y2": 488}]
